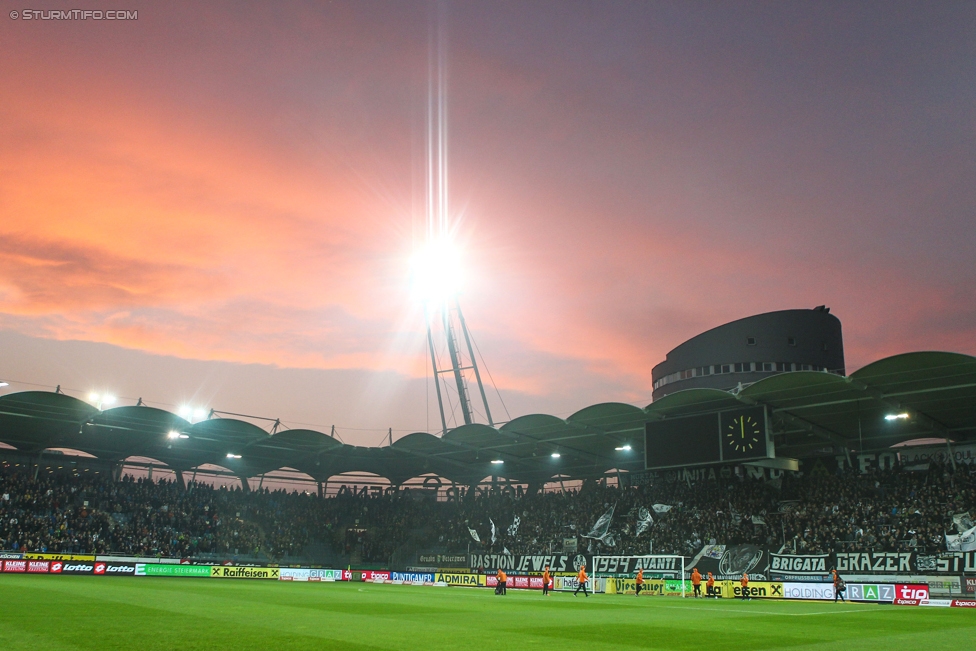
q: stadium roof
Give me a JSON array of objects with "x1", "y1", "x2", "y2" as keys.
[{"x1": 1, "y1": 351, "x2": 974, "y2": 486}]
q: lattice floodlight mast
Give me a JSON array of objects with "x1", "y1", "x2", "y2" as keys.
[{"x1": 426, "y1": 300, "x2": 494, "y2": 435}]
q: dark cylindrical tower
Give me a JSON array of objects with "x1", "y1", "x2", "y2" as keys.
[{"x1": 651, "y1": 307, "x2": 844, "y2": 401}]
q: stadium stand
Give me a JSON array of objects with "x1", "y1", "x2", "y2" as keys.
[{"x1": 2, "y1": 457, "x2": 972, "y2": 563}]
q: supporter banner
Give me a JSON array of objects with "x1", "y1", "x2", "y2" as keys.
[
  {"x1": 898, "y1": 442, "x2": 976, "y2": 466},
  {"x1": 2, "y1": 559, "x2": 27, "y2": 572},
  {"x1": 391, "y1": 572, "x2": 435, "y2": 583},
  {"x1": 210, "y1": 566, "x2": 279, "y2": 579},
  {"x1": 0, "y1": 552, "x2": 22, "y2": 559},
  {"x1": 835, "y1": 552, "x2": 913, "y2": 573},
  {"x1": 23, "y1": 553, "x2": 96, "y2": 561},
  {"x1": 279, "y1": 568, "x2": 341, "y2": 582},
  {"x1": 469, "y1": 553, "x2": 589, "y2": 573},
  {"x1": 769, "y1": 553, "x2": 829, "y2": 577},
  {"x1": 136, "y1": 564, "x2": 212, "y2": 577},
  {"x1": 417, "y1": 553, "x2": 467, "y2": 567},
  {"x1": 435, "y1": 572, "x2": 485, "y2": 587},
  {"x1": 591, "y1": 555, "x2": 682, "y2": 576},
  {"x1": 693, "y1": 544, "x2": 767, "y2": 580}
]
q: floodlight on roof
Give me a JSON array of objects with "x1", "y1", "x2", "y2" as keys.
[
  {"x1": 193, "y1": 408, "x2": 206, "y2": 420},
  {"x1": 550, "y1": 452, "x2": 561, "y2": 458},
  {"x1": 490, "y1": 459, "x2": 503, "y2": 464},
  {"x1": 885, "y1": 413, "x2": 910, "y2": 421},
  {"x1": 615, "y1": 444, "x2": 632, "y2": 451},
  {"x1": 167, "y1": 430, "x2": 181, "y2": 440},
  {"x1": 0, "y1": 381, "x2": 9, "y2": 388},
  {"x1": 226, "y1": 453, "x2": 242, "y2": 459}
]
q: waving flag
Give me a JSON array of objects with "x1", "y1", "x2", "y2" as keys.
[
  {"x1": 635, "y1": 507, "x2": 654, "y2": 537},
  {"x1": 468, "y1": 527, "x2": 481, "y2": 543},
  {"x1": 582, "y1": 504, "x2": 615, "y2": 543}
]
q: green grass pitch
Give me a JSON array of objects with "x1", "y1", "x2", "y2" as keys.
[{"x1": 1, "y1": 576, "x2": 973, "y2": 650}]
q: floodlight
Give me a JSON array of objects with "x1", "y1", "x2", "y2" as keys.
[
  {"x1": 615, "y1": 445, "x2": 632, "y2": 451},
  {"x1": 102, "y1": 395, "x2": 116, "y2": 406},
  {"x1": 550, "y1": 452, "x2": 561, "y2": 458},
  {"x1": 167, "y1": 430, "x2": 181, "y2": 440},
  {"x1": 490, "y1": 459, "x2": 503, "y2": 464},
  {"x1": 194, "y1": 408, "x2": 207, "y2": 420},
  {"x1": 409, "y1": 236, "x2": 463, "y2": 304},
  {"x1": 178, "y1": 406, "x2": 191, "y2": 418},
  {"x1": 0, "y1": 382, "x2": 9, "y2": 388},
  {"x1": 885, "y1": 413, "x2": 910, "y2": 421},
  {"x1": 226, "y1": 453, "x2": 242, "y2": 459}
]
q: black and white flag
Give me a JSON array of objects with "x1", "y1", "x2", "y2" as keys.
[
  {"x1": 507, "y1": 516, "x2": 520, "y2": 537},
  {"x1": 582, "y1": 504, "x2": 615, "y2": 545},
  {"x1": 635, "y1": 507, "x2": 654, "y2": 537},
  {"x1": 468, "y1": 527, "x2": 481, "y2": 543},
  {"x1": 490, "y1": 518, "x2": 497, "y2": 545}
]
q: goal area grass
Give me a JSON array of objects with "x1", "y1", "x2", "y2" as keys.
[{"x1": 0, "y1": 575, "x2": 973, "y2": 650}]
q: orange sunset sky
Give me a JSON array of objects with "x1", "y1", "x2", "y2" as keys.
[{"x1": 1, "y1": 2, "x2": 974, "y2": 444}]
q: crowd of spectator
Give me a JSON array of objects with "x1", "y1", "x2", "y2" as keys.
[{"x1": 1, "y1": 458, "x2": 973, "y2": 563}]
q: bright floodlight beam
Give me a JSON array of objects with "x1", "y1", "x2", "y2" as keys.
[
  {"x1": 615, "y1": 444, "x2": 632, "y2": 451},
  {"x1": 490, "y1": 459, "x2": 503, "y2": 464},
  {"x1": 410, "y1": 236, "x2": 463, "y2": 305},
  {"x1": 551, "y1": 452, "x2": 561, "y2": 458},
  {"x1": 885, "y1": 413, "x2": 910, "y2": 421}
]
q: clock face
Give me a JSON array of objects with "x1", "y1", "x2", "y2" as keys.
[{"x1": 726, "y1": 414, "x2": 762, "y2": 453}]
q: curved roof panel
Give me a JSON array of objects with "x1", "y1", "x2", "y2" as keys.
[{"x1": 1, "y1": 349, "x2": 973, "y2": 482}]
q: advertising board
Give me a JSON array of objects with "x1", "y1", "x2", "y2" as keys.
[
  {"x1": 391, "y1": 572, "x2": 435, "y2": 583},
  {"x1": 27, "y1": 560, "x2": 49, "y2": 573},
  {"x1": 50, "y1": 561, "x2": 95, "y2": 575},
  {"x1": 136, "y1": 564, "x2": 212, "y2": 577},
  {"x1": 210, "y1": 566, "x2": 279, "y2": 579},
  {"x1": 434, "y1": 572, "x2": 485, "y2": 587},
  {"x1": 2, "y1": 559, "x2": 27, "y2": 572},
  {"x1": 279, "y1": 568, "x2": 341, "y2": 582}
]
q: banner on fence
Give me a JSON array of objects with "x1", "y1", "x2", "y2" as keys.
[
  {"x1": 469, "y1": 554, "x2": 589, "y2": 573},
  {"x1": 136, "y1": 564, "x2": 212, "y2": 577},
  {"x1": 434, "y1": 572, "x2": 485, "y2": 587}
]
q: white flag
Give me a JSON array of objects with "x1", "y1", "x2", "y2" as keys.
[
  {"x1": 468, "y1": 527, "x2": 481, "y2": 543},
  {"x1": 652, "y1": 504, "x2": 672, "y2": 514},
  {"x1": 490, "y1": 518, "x2": 497, "y2": 545},
  {"x1": 946, "y1": 524, "x2": 976, "y2": 552}
]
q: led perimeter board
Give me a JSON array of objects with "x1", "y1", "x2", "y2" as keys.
[{"x1": 644, "y1": 406, "x2": 773, "y2": 469}]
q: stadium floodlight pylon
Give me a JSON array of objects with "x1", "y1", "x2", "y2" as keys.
[{"x1": 416, "y1": 9, "x2": 494, "y2": 436}]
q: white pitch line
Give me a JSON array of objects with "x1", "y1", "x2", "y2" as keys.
[{"x1": 647, "y1": 603, "x2": 882, "y2": 617}]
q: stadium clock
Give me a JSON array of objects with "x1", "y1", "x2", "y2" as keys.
[{"x1": 726, "y1": 414, "x2": 761, "y2": 453}]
